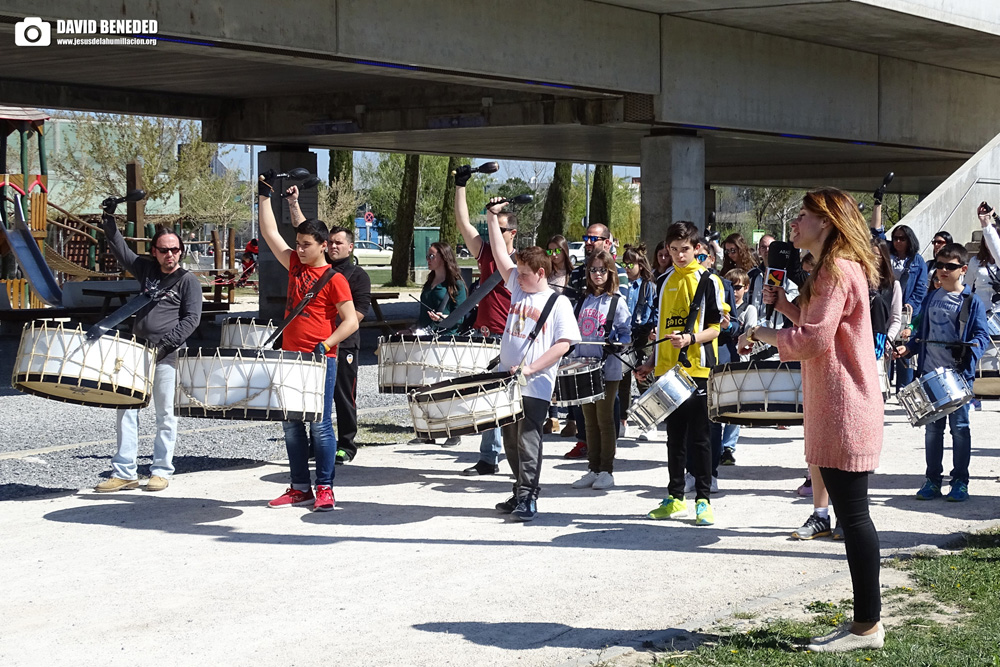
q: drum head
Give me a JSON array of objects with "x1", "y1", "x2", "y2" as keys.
[{"x1": 13, "y1": 375, "x2": 152, "y2": 409}]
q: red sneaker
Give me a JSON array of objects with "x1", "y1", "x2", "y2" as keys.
[
  {"x1": 268, "y1": 487, "x2": 314, "y2": 508},
  {"x1": 564, "y1": 441, "x2": 588, "y2": 459},
  {"x1": 313, "y1": 485, "x2": 335, "y2": 512}
]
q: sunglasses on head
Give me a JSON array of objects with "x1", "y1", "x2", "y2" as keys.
[
  {"x1": 155, "y1": 246, "x2": 182, "y2": 254},
  {"x1": 934, "y1": 261, "x2": 965, "y2": 271},
  {"x1": 583, "y1": 234, "x2": 608, "y2": 243},
  {"x1": 588, "y1": 267, "x2": 608, "y2": 275},
  {"x1": 545, "y1": 248, "x2": 562, "y2": 256}
]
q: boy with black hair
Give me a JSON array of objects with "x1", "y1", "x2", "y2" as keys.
[
  {"x1": 896, "y1": 242, "x2": 990, "y2": 502},
  {"x1": 486, "y1": 199, "x2": 580, "y2": 521},
  {"x1": 636, "y1": 221, "x2": 725, "y2": 526}
]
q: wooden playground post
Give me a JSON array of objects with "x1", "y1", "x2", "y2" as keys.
[
  {"x1": 227, "y1": 227, "x2": 236, "y2": 303},
  {"x1": 127, "y1": 160, "x2": 146, "y2": 254},
  {"x1": 211, "y1": 229, "x2": 223, "y2": 303}
]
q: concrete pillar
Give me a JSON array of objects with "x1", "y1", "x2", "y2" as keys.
[
  {"x1": 639, "y1": 134, "x2": 705, "y2": 251},
  {"x1": 257, "y1": 147, "x2": 318, "y2": 322}
]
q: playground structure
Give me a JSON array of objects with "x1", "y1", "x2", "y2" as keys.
[{"x1": 0, "y1": 107, "x2": 244, "y2": 318}]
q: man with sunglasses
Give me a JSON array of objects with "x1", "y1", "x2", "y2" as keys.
[
  {"x1": 94, "y1": 223, "x2": 203, "y2": 493},
  {"x1": 453, "y1": 165, "x2": 517, "y2": 476}
]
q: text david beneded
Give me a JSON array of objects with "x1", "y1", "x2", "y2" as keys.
[{"x1": 56, "y1": 20, "x2": 158, "y2": 35}]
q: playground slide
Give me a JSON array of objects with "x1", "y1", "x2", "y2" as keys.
[{"x1": 0, "y1": 194, "x2": 62, "y2": 306}]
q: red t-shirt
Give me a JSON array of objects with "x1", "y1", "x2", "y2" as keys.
[
  {"x1": 283, "y1": 254, "x2": 352, "y2": 356},
  {"x1": 474, "y1": 242, "x2": 512, "y2": 335}
]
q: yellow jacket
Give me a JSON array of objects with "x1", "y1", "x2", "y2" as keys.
[{"x1": 653, "y1": 261, "x2": 725, "y2": 379}]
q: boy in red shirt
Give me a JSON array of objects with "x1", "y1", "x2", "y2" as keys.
[{"x1": 257, "y1": 171, "x2": 359, "y2": 511}]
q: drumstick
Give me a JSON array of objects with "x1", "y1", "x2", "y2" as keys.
[{"x1": 410, "y1": 294, "x2": 440, "y2": 312}]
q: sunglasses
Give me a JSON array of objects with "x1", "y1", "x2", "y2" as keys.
[
  {"x1": 932, "y1": 238, "x2": 947, "y2": 245},
  {"x1": 732, "y1": 284, "x2": 747, "y2": 290},
  {"x1": 498, "y1": 227, "x2": 514, "y2": 234},
  {"x1": 588, "y1": 267, "x2": 609, "y2": 274},
  {"x1": 934, "y1": 261, "x2": 965, "y2": 271},
  {"x1": 155, "y1": 246, "x2": 182, "y2": 254},
  {"x1": 545, "y1": 248, "x2": 562, "y2": 256},
  {"x1": 583, "y1": 235, "x2": 608, "y2": 243},
  {"x1": 426, "y1": 253, "x2": 437, "y2": 261},
  {"x1": 696, "y1": 254, "x2": 709, "y2": 262},
  {"x1": 622, "y1": 262, "x2": 635, "y2": 269},
  {"x1": 891, "y1": 236, "x2": 907, "y2": 242},
  {"x1": 725, "y1": 248, "x2": 739, "y2": 255}
]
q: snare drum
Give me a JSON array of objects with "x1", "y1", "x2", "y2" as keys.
[
  {"x1": 626, "y1": 365, "x2": 698, "y2": 432},
  {"x1": 553, "y1": 357, "x2": 604, "y2": 406},
  {"x1": 175, "y1": 348, "x2": 326, "y2": 421},
  {"x1": 708, "y1": 360, "x2": 803, "y2": 426},
  {"x1": 973, "y1": 335, "x2": 1000, "y2": 398},
  {"x1": 13, "y1": 321, "x2": 155, "y2": 408},
  {"x1": 878, "y1": 354, "x2": 892, "y2": 402},
  {"x1": 220, "y1": 317, "x2": 277, "y2": 349},
  {"x1": 900, "y1": 367, "x2": 973, "y2": 427},
  {"x1": 376, "y1": 334, "x2": 500, "y2": 393},
  {"x1": 408, "y1": 371, "x2": 522, "y2": 439}
]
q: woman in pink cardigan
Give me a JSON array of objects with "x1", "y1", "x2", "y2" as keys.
[{"x1": 739, "y1": 188, "x2": 884, "y2": 653}]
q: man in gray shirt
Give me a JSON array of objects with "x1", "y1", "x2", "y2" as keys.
[{"x1": 95, "y1": 222, "x2": 203, "y2": 493}]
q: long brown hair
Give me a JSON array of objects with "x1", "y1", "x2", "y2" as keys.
[
  {"x1": 586, "y1": 250, "x2": 619, "y2": 296},
  {"x1": 797, "y1": 188, "x2": 879, "y2": 306},
  {"x1": 423, "y1": 241, "x2": 463, "y2": 303},
  {"x1": 721, "y1": 233, "x2": 755, "y2": 273},
  {"x1": 622, "y1": 244, "x2": 653, "y2": 283},
  {"x1": 977, "y1": 235, "x2": 996, "y2": 265},
  {"x1": 546, "y1": 234, "x2": 573, "y2": 274}
]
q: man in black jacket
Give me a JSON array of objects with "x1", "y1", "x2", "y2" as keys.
[
  {"x1": 288, "y1": 189, "x2": 371, "y2": 463},
  {"x1": 95, "y1": 222, "x2": 202, "y2": 493}
]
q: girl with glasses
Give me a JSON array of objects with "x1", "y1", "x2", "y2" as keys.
[
  {"x1": 619, "y1": 245, "x2": 657, "y2": 440},
  {"x1": 543, "y1": 235, "x2": 575, "y2": 434},
  {"x1": 568, "y1": 250, "x2": 632, "y2": 491},
  {"x1": 887, "y1": 224, "x2": 927, "y2": 392}
]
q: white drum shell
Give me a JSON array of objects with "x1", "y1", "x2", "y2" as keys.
[
  {"x1": 220, "y1": 317, "x2": 277, "y2": 349},
  {"x1": 709, "y1": 361, "x2": 804, "y2": 426},
  {"x1": 900, "y1": 367, "x2": 973, "y2": 427},
  {"x1": 377, "y1": 335, "x2": 500, "y2": 393},
  {"x1": 408, "y1": 372, "x2": 522, "y2": 439},
  {"x1": 175, "y1": 348, "x2": 326, "y2": 421},
  {"x1": 973, "y1": 335, "x2": 1000, "y2": 398},
  {"x1": 13, "y1": 322, "x2": 155, "y2": 408}
]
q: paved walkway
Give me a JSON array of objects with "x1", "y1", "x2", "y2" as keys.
[{"x1": 1, "y1": 401, "x2": 998, "y2": 666}]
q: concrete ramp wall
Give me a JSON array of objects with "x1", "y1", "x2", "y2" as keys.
[{"x1": 899, "y1": 131, "x2": 1000, "y2": 258}]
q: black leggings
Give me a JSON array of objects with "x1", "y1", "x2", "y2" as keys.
[{"x1": 818, "y1": 467, "x2": 881, "y2": 623}]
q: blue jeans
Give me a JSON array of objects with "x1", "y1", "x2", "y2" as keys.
[
  {"x1": 895, "y1": 358, "x2": 915, "y2": 393},
  {"x1": 112, "y1": 362, "x2": 177, "y2": 480},
  {"x1": 285, "y1": 355, "x2": 337, "y2": 489},
  {"x1": 479, "y1": 427, "x2": 502, "y2": 465},
  {"x1": 722, "y1": 424, "x2": 740, "y2": 451},
  {"x1": 924, "y1": 403, "x2": 971, "y2": 486}
]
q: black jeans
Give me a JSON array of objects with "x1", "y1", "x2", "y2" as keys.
[
  {"x1": 818, "y1": 467, "x2": 881, "y2": 623},
  {"x1": 501, "y1": 397, "x2": 549, "y2": 497},
  {"x1": 666, "y1": 378, "x2": 712, "y2": 501},
  {"x1": 334, "y1": 346, "x2": 360, "y2": 458}
]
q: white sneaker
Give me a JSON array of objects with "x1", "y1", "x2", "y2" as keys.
[
  {"x1": 637, "y1": 429, "x2": 652, "y2": 442},
  {"x1": 807, "y1": 624, "x2": 885, "y2": 652},
  {"x1": 711, "y1": 476, "x2": 719, "y2": 493},
  {"x1": 684, "y1": 472, "x2": 695, "y2": 493},
  {"x1": 572, "y1": 471, "x2": 600, "y2": 489},
  {"x1": 592, "y1": 471, "x2": 615, "y2": 490},
  {"x1": 618, "y1": 421, "x2": 626, "y2": 438}
]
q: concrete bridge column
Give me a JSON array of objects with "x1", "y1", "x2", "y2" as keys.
[
  {"x1": 257, "y1": 148, "x2": 318, "y2": 322},
  {"x1": 639, "y1": 134, "x2": 705, "y2": 251}
]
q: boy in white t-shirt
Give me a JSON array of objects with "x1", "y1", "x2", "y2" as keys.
[{"x1": 487, "y1": 199, "x2": 581, "y2": 521}]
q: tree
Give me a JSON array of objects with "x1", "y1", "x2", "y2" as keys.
[
  {"x1": 537, "y1": 162, "x2": 572, "y2": 243},
  {"x1": 317, "y1": 179, "x2": 362, "y2": 230},
  {"x1": 496, "y1": 177, "x2": 542, "y2": 244},
  {"x1": 389, "y1": 153, "x2": 419, "y2": 286},
  {"x1": 180, "y1": 167, "x2": 253, "y2": 233},
  {"x1": 589, "y1": 164, "x2": 613, "y2": 230},
  {"x1": 567, "y1": 169, "x2": 640, "y2": 247},
  {"x1": 743, "y1": 187, "x2": 795, "y2": 236}
]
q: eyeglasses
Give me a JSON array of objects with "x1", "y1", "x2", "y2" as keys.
[
  {"x1": 545, "y1": 248, "x2": 562, "y2": 256},
  {"x1": 155, "y1": 247, "x2": 182, "y2": 254},
  {"x1": 583, "y1": 235, "x2": 608, "y2": 243},
  {"x1": 588, "y1": 267, "x2": 609, "y2": 275},
  {"x1": 426, "y1": 253, "x2": 437, "y2": 261},
  {"x1": 725, "y1": 248, "x2": 739, "y2": 255},
  {"x1": 934, "y1": 261, "x2": 965, "y2": 271},
  {"x1": 696, "y1": 254, "x2": 709, "y2": 262},
  {"x1": 732, "y1": 284, "x2": 747, "y2": 290},
  {"x1": 622, "y1": 262, "x2": 635, "y2": 269}
]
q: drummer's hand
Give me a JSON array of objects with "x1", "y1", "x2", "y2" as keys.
[
  {"x1": 737, "y1": 333, "x2": 754, "y2": 355},
  {"x1": 313, "y1": 341, "x2": 331, "y2": 358},
  {"x1": 285, "y1": 185, "x2": 299, "y2": 204},
  {"x1": 667, "y1": 332, "x2": 688, "y2": 349},
  {"x1": 513, "y1": 364, "x2": 532, "y2": 376},
  {"x1": 892, "y1": 344, "x2": 908, "y2": 360},
  {"x1": 648, "y1": 330, "x2": 657, "y2": 341},
  {"x1": 900, "y1": 327, "x2": 911, "y2": 341},
  {"x1": 427, "y1": 310, "x2": 445, "y2": 322},
  {"x1": 762, "y1": 285, "x2": 786, "y2": 307},
  {"x1": 634, "y1": 362, "x2": 653, "y2": 382}
]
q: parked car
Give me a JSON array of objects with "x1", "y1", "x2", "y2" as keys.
[
  {"x1": 568, "y1": 241, "x2": 585, "y2": 264},
  {"x1": 352, "y1": 240, "x2": 393, "y2": 266}
]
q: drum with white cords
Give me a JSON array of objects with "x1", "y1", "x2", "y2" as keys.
[
  {"x1": 12, "y1": 321, "x2": 155, "y2": 408},
  {"x1": 708, "y1": 360, "x2": 804, "y2": 426},
  {"x1": 553, "y1": 357, "x2": 604, "y2": 406},
  {"x1": 175, "y1": 348, "x2": 326, "y2": 421},
  {"x1": 408, "y1": 371, "x2": 523, "y2": 440},
  {"x1": 220, "y1": 317, "x2": 278, "y2": 349},
  {"x1": 376, "y1": 333, "x2": 500, "y2": 393},
  {"x1": 899, "y1": 366, "x2": 973, "y2": 427},
  {"x1": 626, "y1": 365, "x2": 698, "y2": 432},
  {"x1": 973, "y1": 334, "x2": 1000, "y2": 398}
]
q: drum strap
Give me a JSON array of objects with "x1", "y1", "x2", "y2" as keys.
[
  {"x1": 84, "y1": 267, "x2": 190, "y2": 341},
  {"x1": 677, "y1": 272, "x2": 716, "y2": 368},
  {"x1": 262, "y1": 266, "x2": 337, "y2": 350}
]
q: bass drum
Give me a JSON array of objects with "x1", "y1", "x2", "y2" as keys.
[
  {"x1": 973, "y1": 334, "x2": 1000, "y2": 398},
  {"x1": 376, "y1": 333, "x2": 499, "y2": 393},
  {"x1": 709, "y1": 360, "x2": 803, "y2": 426}
]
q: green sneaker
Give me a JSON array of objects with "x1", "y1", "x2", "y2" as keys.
[
  {"x1": 695, "y1": 499, "x2": 715, "y2": 526},
  {"x1": 648, "y1": 497, "x2": 687, "y2": 520},
  {"x1": 335, "y1": 449, "x2": 352, "y2": 465}
]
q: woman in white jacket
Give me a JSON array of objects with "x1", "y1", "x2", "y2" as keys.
[{"x1": 968, "y1": 204, "x2": 1000, "y2": 334}]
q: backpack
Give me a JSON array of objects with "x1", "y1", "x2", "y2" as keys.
[{"x1": 869, "y1": 285, "x2": 892, "y2": 358}]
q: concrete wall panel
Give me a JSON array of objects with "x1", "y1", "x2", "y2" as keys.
[
  {"x1": 659, "y1": 17, "x2": 878, "y2": 140},
  {"x1": 337, "y1": 0, "x2": 660, "y2": 93}
]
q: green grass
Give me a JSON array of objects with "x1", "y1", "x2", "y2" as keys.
[{"x1": 652, "y1": 529, "x2": 1000, "y2": 666}]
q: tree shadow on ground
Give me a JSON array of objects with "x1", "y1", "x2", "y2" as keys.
[{"x1": 0, "y1": 484, "x2": 78, "y2": 501}]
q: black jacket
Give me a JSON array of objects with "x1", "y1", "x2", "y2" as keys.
[{"x1": 330, "y1": 256, "x2": 371, "y2": 350}]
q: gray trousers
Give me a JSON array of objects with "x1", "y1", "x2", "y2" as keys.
[{"x1": 501, "y1": 396, "x2": 549, "y2": 497}]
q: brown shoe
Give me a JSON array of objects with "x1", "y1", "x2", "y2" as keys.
[
  {"x1": 145, "y1": 476, "x2": 170, "y2": 492},
  {"x1": 543, "y1": 418, "x2": 560, "y2": 434},
  {"x1": 559, "y1": 421, "x2": 577, "y2": 438},
  {"x1": 94, "y1": 477, "x2": 139, "y2": 493}
]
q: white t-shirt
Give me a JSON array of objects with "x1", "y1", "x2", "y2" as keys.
[{"x1": 499, "y1": 268, "x2": 581, "y2": 401}]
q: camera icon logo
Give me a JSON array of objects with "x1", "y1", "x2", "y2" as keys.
[{"x1": 15, "y1": 17, "x2": 51, "y2": 47}]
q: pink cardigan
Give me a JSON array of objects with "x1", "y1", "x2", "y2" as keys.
[{"x1": 776, "y1": 259, "x2": 883, "y2": 472}]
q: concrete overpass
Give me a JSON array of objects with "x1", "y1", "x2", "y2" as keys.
[{"x1": 2, "y1": 1, "x2": 1000, "y2": 314}]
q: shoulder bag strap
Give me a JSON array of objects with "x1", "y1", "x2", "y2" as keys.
[
  {"x1": 263, "y1": 266, "x2": 337, "y2": 349},
  {"x1": 677, "y1": 272, "x2": 715, "y2": 368}
]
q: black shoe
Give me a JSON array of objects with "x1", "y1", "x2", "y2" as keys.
[
  {"x1": 513, "y1": 497, "x2": 537, "y2": 522},
  {"x1": 496, "y1": 495, "x2": 517, "y2": 513},
  {"x1": 791, "y1": 512, "x2": 831, "y2": 540},
  {"x1": 463, "y1": 460, "x2": 499, "y2": 476},
  {"x1": 720, "y1": 448, "x2": 736, "y2": 466},
  {"x1": 335, "y1": 448, "x2": 353, "y2": 465}
]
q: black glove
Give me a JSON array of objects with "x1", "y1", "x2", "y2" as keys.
[
  {"x1": 873, "y1": 185, "x2": 886, "y2": 206},
  {"x1": 313, "y1": 341, "x2": 330, "y2": 359},
  {"x1": 258, "y1": 169, "x2": 276, "y2": 198},
  {"x1": 453, "y1": 164, "x2": 474, "y2": 188},
  {"x1": 155, "y1": 345, "x2": 176, "y2": 364}
]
